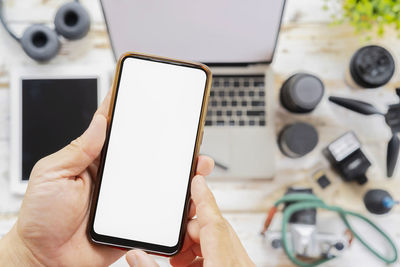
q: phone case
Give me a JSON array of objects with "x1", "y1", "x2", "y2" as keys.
[{"x1": 87, "y1": 52, "x2": 212, "y2": 256}]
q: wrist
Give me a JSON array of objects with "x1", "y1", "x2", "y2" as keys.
[{"x1": 0, "y1": 225, "x2": 44, "y2": 267}]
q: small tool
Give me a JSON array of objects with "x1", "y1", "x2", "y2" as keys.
[{"x1": 329, "y1": 89, "x2": 400, "y2": 177}]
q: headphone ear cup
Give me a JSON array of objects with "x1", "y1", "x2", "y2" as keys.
[
  {"x1": 20, "y1": 24, "x2": 60, "y2": 62},
  {"x1": 54, "y1": 2, "x2": 90, "y2": 40}
]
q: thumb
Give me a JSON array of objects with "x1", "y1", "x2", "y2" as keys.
[
  {"x1": 32, "y1": 113, "x2": 107, "y2": 178},
  {"x1": 191, "y1": 175, "x2": 224, "y2": 227},
  {"x1": 191, "y1": 175, "x2": 231, "y2": 264},
  {"x1": 126, "y1": 250, "x2": 159, "y2": 267}
]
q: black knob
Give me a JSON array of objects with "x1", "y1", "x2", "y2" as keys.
[
  {"x1": 334, "y1": 242, "x2": 344, "y2": 251},
  {"x1": 363, "y1": 189, "x2": 394, "y2": 215},
  {"x1": 271, "y1": 239, "x2": 282, "y2": 249}
]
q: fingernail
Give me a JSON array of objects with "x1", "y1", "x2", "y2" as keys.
[
  {"x1": 126, "y1": 251, "x2": 138, "y2": 266},
  {"x1": 194, "y1": 175, "x2": 205, "y2": 183},
  {"x1": 192, "y1": 176, "x2": 206, "y2": 189}
]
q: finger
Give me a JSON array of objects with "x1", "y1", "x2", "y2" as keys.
[
  {"x1": 170, "y1": 247, "x2": 196, "y2": 267},
  {"x1": 96, "y1": 89, "x2": 112, "y2": 118},
  {"x1": 74, "y1": 90, "x2": 111, "y2": 180},
  {"x1": 192, "y1": 244, "x2": 202, "y2": 257},
  {"x1": 188, "y1": 258, "x2": 204, "y2": 267},
  {"x1": 187, "y1": 218, "x2": 200, "y2": 243},
  {"x1": 196, "y1": 155, "x2": 214, "y2": 176},
  {"x1": 191, "y1": 175, "x2": 223, "y2": 227},
  {"x1": 31, "y1": 86, "x2": 111, "y2": 178},
  {"x1": 126, "y1": 250, "x2": 159, "y2": 267},
  {"x1": 87, "y1": 162, "x2": 99, "y2": 179},
  {"x1": 82, "y1": 91, "x2": 111, "y2": 182},
  {"x1": 170, "y1": 244, "x2": 202, "y2": 267},
  {"x1": 188, "y1": 200, "x2": 196, "y2": 218},
  {"x1": 191, "y1": 176, "x2": 233, "y2": 264},
  {"x1": 32, "y1": 113, "x2": 107, "y2": 179},
  {"x1": 180, "y1": 232, "x2": 196, "y2": 253}
]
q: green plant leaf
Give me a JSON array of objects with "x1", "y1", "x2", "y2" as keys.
[{"x1": 323, "y1": 0, "x2": 400, "y2": 38}]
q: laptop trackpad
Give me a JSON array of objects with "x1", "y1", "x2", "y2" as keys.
[{"x1": 200, "y1": 128, "x2": 232, "y2": 175}]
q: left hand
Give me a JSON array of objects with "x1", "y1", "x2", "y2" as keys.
[
  {"x1": 0, "y1": 92, "x2": 125, "y2": 266},
  {"x1": 0, "y1": 90, "x2": 215, "y2": 267}
]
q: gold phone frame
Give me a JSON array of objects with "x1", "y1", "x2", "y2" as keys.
[{"x1": 88, "y1": 52, "x2": 212, "y2": 256}]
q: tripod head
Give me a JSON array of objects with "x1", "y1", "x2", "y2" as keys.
[
  {"x1": 329, "y1": 88, "x2": 400, "y2": 177},
  {"x1": 385, "y1": 88, "x2": 400, "y2": 133}
]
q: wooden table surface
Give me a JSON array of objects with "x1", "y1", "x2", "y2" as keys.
[{"x1": 1, "y1": 1, "x2": 399, "y2": 266}]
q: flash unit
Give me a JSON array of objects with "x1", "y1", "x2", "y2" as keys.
[{"x1": 325, "y1": 132, "x2": 370, "y2": 185}]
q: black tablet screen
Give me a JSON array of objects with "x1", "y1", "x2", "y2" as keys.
[{"x1": 22, "y1": 79, "x2": 98, "y2": 180}]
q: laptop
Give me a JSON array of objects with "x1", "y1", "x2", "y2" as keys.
[{"x1": 100, "y1": 0, "x2": 286, "y2": 179}]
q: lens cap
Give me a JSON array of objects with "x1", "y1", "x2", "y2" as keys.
[
  {"x1": 280, "y1": 73, "x2": 325, "y2": 113},
  {"x1": 279, "y1": 122, "x2": 319, "y2": 158},
  {"x1": 350, "y1": 45, "x2": 395, "y2": 88}
]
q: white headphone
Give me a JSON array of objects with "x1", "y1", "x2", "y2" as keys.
[{"x1": 0, "y1": 0, "x2": 90, "y2": 61}]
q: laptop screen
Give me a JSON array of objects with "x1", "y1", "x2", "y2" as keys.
[{"x1": 100, "y1": 0, "x2": 285, "y2": 65}]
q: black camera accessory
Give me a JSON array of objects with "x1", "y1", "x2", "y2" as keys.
[
  {"x1": 280, "y1": 73, "x2": 325, "y2": 113},
  {"x1": 364, "y1": 189, "x2": 398, "y2": 215},
  {"x1": 349, "y1": 45, "x2": 395, "y2": 89},
  {"x1": 325, "y1": 131, "x2": 370, "y2": 185},
  {"x1": 278, "y1": 122, "x2": 319, "y2": 158},
  {"x1": 329, "y1": 90, "x2": 400, "y2": 177},
  {"x1": 284, "y1": 187, "x2": 316, "y2": 225},
  {"x1": 312, "y1": 170, "x2": 331, "y2": 189},
  {"x1": 0, "y1": 0, "x2": 90, "y2": 62}
]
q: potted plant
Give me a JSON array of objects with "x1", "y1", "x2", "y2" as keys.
[{"x1": 324, "y1": 0, "x2": 400, "y2": 38}]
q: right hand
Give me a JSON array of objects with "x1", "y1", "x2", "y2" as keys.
[
  {"x1": 169, "y1": 175, "x2": 255, "y2": 267},
  {"x1": 126, "y1": 175, "x2": 255, "y2": 267}
]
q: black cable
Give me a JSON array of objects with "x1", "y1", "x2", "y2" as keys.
[{"x1": 0, "y1": 0, "x2": 20, "y2": 41}]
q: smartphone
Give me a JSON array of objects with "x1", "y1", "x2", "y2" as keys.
[{"x1": 88, "y1": 52, "x2": 212, "y2": 255}]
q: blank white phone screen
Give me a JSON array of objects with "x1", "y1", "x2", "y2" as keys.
[{"x1": 93, "y1": 57, "x2": 207, "y2": 247}]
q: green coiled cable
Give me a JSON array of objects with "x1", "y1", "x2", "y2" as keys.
[{"x1": 273, "y1": 193, "x2": 398, "y2": 267}]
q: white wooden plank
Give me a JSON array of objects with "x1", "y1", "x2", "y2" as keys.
[
  {"x1": 0, "y1": 22, "x2": 114, "y2": 67},
  {"x1": 1, "y1": 212, "x2": 399, "y2": 267},
  {"x1": 225, "y1": 212, "x2": 400, "y2": 267},
  {"x1": 0, "y1": 1, "x2": 400, "y2": 266},
  {"x1": 283, "y1": 0, "x2": 336, "y2": 24},
  {"x1": 209, "y1": 173, "x2": 400, "y2": 213},
  {"x1": 0, "y1": 16, "x2": 399, "y2": 214},
  {"x1": 3, "y1": 0, "x2": 105, "y2": 23},
  {"x1": 0, "y1": 89, "x2": 9, "y2": 140},
  {"x1": 275, "y1": 24, "x2": 400, "y2": 80},
  {"x1": 111, "y1": 212, "x2": 400, "y2": 267},
  {"x1": 0, "y1": 140, "x2": 23, "y2": 214},
  {"x1": 0, "y1": 18, "x2": 399, "y2": 215}
]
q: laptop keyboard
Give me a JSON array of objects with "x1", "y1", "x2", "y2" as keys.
[{"x1": 205, "y1": 75, "x2": 266, "y2": 127}]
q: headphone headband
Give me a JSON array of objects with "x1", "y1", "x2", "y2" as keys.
[
  {"x1": 0, "y1": 0, "x2": 19, "y2": 41},
  {"x1": 0, "y1": 0, "x2": 89, "y2": 62}
]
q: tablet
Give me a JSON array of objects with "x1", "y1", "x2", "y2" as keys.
[{"x1": 10, "y1": 67, "x2": 110, "y2": 194}]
